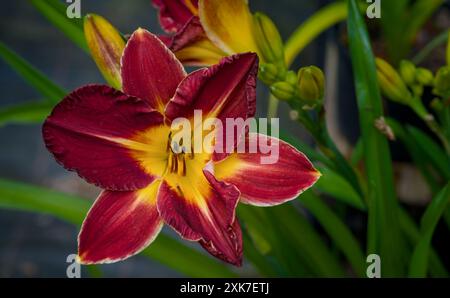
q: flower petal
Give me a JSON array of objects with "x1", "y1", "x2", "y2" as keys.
[
  {"x1": 157, "y1": 170, "x2": 242, "y2": 265},
  {"x1": 152, "y1": 0, "x2": 199, "y2": 33},
  {"x1": 121, "y1": 28, "x2": 186, "y2": 112},
  {"x1": 165, "y1": 53, "x2": 258, "y2": 160},
  {"x1": 169, "y1": 17, "x2": 225, "y2": 66},
  {"x1": 198, "y1": 0, "x2": 260, "y2": 55},
  {"x1": 214, "y1": 133, "x2": 321, "y2": 206},
  {"x1": 78, "y1": 181, "x2": 163, "y2": 264},
  {"x1": 43, "y1": 84, "x2": 165, "y2": 191}
]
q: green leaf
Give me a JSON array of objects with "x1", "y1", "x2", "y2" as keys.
[
  {"x1": 350, "y1": 138, "x2": 363, "y2": 166},
  {"x1": 238, "y1": 204, "x2": 345, "y2": 277},
  {"x1": 399, "y1": 208, "x2": 448, "y2": 277},
  {"x1": 29, "y1": 0, "x2": 88, "y2": 52},
  {"x1": 314, "y1": 166, "x2": 366, "y2": 210},
  {"x1": 409, "y1": 183, "x2": 450, "y2": 277},
  {"x1": 347, "y1": 0, "x2": 405, "y2": 276},
  {"x1": 0, "y1": 101, "x2": 52, "y2": 127},
  {"x1": 380, "y1": 0, "x2": 408, "y2": 64},
  {"x1": 0, "y1": 42, "x2": 66, "y2": 103},
  {"x1": 387, "y1": 119, "x2": 442, "y2": 193},
  {"x1": 406, "y1": 125, "x2": 450, "y2": 180},
  {"x1": 0, "y1": 178, "x2": 236, "y2": 277},
  {"x1": 300, "y1": 191, "x2": 366, "y2": 277},
  {"x1": 272, "y1": 204, "x2": 345, "y2": 276}
]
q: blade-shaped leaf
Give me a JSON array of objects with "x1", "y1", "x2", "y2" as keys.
[
  {"x1": 0, "y1": 178, "x2": 236, "y2": 277},
  {"x1": 0, "y1": 101, "x2": 52, "y2": 127},
  {"x1": 409, "y1": 183, "x2": 450, "y2": 277},
  {"x1": 29, "y1": 0, "x2": 88, "y2": 52},
  {"x1": 300, "y1": 190, "x2": 366, "y2": 277},
  {"x1": 314, "y1": 166, "x2": 366, "y2": 210},
  {"x1": 347, "y1": 0, "x2": 405, "y2": 276},
  {"x1": 399, "y1": 208, "x2": 448, "y2": 277},
  {"x1": 0, "y1": 42, "x2": 66, "y2": 103},
  {"x1": 406, "y1": 125, "x2": 450, "y2": 180}
]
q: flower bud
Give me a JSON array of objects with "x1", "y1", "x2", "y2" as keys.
[
  {"x1": 433, "y1": 66, "x2": 450, "y2": 97},
  {"x1": 297, "y1": 66, "x2": 324, "y2": 102},
  {"x1": 270, "y1": 81, "x2": 295, "y2": 101},
  {"x1": 285, "y1": 70, "x2": 298, "y2": 85},
  {"x1": 375, "y1": 58, "x2": 412, "y2": 104},
  {"x1": 84, "y1": 14, "x2": 125, "y2": 89},
  {"x1": 399, "y1": 60, "x2": 416, "y2": 86},
  {"x1": 252, "y1": 12, "x2": 284, "y2": 64},
  {"x1": 259, "y1": 63, "x2": 283, "y2": 84},
  {"x1": 415, "y1": 68, "x2": 434, "y2": 86}
]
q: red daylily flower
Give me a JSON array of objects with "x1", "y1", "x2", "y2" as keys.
[
  {"x1": 152, "y1": 0, "x2": 260, "y2": 66},
  {"x1": 43, "y1": 28, "x2": 320, "y2": 266}
]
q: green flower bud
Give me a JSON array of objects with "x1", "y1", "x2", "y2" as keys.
[
  {"x1": 270, "y1": 82, "x2": 295, "y2": 101},
  {"x1": 297, "y1": 66, "x2": 325, "y2": 102},
  {"x1": 259, "y1": 63, "x2": 279, "y2": 84},
  {"x1": 415, "y1": 68, "x2": 434, "y2": 86},
  {"x1": 285, "y1": 70, "x2": 298, "y2": 85},
  {"x1": 252, "y1": 12, "x2": 284, "y2": 64},
  {"x1": 399, "y1": 60, "x2": 416, "y2": 86},
  {"x1": 375, "y1": 58, "x2": 412, "y2": 104},
  {"x1": 433, "y1": 66, "x2": 450, "y2": 97}
]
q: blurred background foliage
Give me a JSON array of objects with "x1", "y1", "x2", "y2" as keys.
[{"x1": 0, "y1": 0, "x2": 449, "y2": 277}]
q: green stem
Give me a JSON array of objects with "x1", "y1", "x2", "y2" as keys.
[
  {"x1": 288, "y1": 99, "x2": 363, "y2": 196},
  {"x1": 409, "y1": 98, "x2": 450, "y2": 154},
  {"x1": 284, "y1": 1, "x2": 348, "y2": 66},
  {"x1": 412, "y1": 29, "x2": 449, "y2": 64},
  {"x1": 267, "y1": 94, "x2": 279, "y2": 118}
]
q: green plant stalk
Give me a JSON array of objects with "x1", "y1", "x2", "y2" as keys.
[
  {"x1": 0, "y1": 178, "x2": 236, "y2": 278},
  {"x1": 347, "y1": 0, "x2": 405, "y2": 276},
  {"x1": 408, "y1": 183, "x2": 450, "y2": 277},
  {"x1": 287, "y1": 100, "x2": 363, "y2": 198},
  {"x1": 409, "y1": 98, "x2": 450, "y2": 154}
]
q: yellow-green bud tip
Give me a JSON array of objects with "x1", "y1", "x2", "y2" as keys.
[{"x1": 399, "y1": 60, "x2": 416, "y2": 86}]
